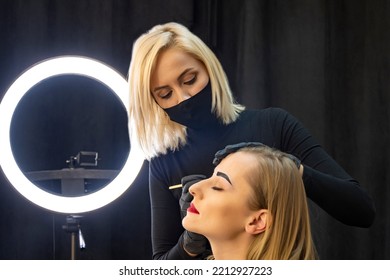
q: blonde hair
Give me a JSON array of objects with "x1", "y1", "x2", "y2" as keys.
[
  {"x1": 128, "y1": 22, "x2": 245, "y2": 159},
  {"x1": 239, "y1": 146, "x2": 317, "y2": 260}
]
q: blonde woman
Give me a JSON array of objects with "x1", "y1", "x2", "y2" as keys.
[
  {"x1": 127, "y1": 22, "x2": 375, "y2": 259},
  {"x1": 182, "y1": 143, "x2": 317, "y2": 260}
]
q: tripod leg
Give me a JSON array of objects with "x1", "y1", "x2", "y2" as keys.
[{"x1": 71, "y1": 232, "x2": 76, "y2": 260}]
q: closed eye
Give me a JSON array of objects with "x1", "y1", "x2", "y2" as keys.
[
  {"x1": 212, "y1": 186, "x2": 223, "y2": 191},
  {"x1": 183, "y1": 75, "x2": 197, "y2": 85},
  {"x1": 160, "y1": 90, "x2": 172, "y2": 99}
]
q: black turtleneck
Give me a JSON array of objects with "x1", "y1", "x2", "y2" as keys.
[{"x1": 149, "y1": 107, "x2": 375, "y2": 260}]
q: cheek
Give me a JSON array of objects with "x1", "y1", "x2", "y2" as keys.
[
  {"x1": 156, "y1": 98, "x2": 175, "y2": 109},
  {"x1": 203, "y1": 200, "x2": 249, "y2": 235},
  {"x1": 193, "y1": 74, "x2": 210, "y2": 94}
]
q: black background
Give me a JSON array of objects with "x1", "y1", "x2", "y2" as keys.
[{"x1": 0, "y1": 0, "x2": 389, "y2": 259}]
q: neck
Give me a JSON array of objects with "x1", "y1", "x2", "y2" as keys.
[{"x1": 208, "y1": 235, "x2": 254, "y2": 260}]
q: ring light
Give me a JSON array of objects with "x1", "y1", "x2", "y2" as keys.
[{"x1": 0, "y1": 56, "x2": 145, "y2": 213}]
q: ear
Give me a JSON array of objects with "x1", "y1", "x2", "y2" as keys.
[{"x1": 245, "y1": 209, "x2": 269, "y2": 235}]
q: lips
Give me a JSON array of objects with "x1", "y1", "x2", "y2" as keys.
[{"x1": 187, "y1": 203, "x2": 199, "y2": 214}]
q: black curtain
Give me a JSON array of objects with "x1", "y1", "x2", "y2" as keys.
[{"x1": 0, "y1": 0, "x2": 388, "y2": 259}]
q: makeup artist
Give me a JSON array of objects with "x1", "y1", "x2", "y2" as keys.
[{"x1": 127, "y1": 22, "x2": 376, "y2": 259}]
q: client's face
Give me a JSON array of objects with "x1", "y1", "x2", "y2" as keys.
[{"x1": 182, "y1": 152, "x2": 258, "y2": 241}]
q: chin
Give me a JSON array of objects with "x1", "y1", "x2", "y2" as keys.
[
  {"x1": 182, "y1": 216, "x2": 192, "y2": 230},
  {"x1": 182, "y1": 219, "x2": 201, "y2": 234}
]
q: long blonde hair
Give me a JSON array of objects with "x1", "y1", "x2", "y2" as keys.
[
  {"x1": 128, "y1": 22, "x2": 245, "y2": 159},
  {"x1": 240, "y1": 146, "x2": 317, "y2": 259}
]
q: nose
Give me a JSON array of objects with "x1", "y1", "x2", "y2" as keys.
[
  {"x1": 189, "y1": 185, "x2": 196, "y2": 196},
  {"x1": 176, "y1": 88, "x2": 192, "y2": 104},
  {"x1": 189, "y1": 181, "x2": 202, "y2": 198}
]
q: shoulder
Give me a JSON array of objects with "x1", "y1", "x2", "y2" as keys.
[
  {"x1": 239, "y1": 108, "x2": 303, "y2": 144},
  {"x1": 240, "y1": 107, "x2": 289, "y2": 116},
  {"x1": 239, "y1": 107, "x2": 295, "y2": 123}
]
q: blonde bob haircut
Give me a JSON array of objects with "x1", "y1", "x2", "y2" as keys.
[
  {"x1": 239, "y1": 146, "x2": 317, "y2": 260},
  {"x1": 128, "y1": 22, "x2": 245, "y2": 159}
]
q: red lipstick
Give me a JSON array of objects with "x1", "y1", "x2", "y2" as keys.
[{"x1": 187, "y1": 203, "x2": 199, "y2": 214}]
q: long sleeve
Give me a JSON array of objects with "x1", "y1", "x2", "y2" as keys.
[
  {"x1": 149, "y1": 162, "x2": 204, "y2": 260},
  {"x1": 272, "y1": 108, "x2": 376, "y2": 227}
]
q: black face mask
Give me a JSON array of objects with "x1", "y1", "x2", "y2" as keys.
[{"x1": 163, "y1": 83, "x2": 220, "y2": 130}]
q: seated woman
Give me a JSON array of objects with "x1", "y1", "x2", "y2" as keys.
[{"x1": 181, "y1": 142, "x2": 317, "y2": 260}]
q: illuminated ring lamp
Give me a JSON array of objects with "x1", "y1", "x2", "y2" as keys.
[{"x1": 0, "y1": 56, "x2": 145, "y2": 213}]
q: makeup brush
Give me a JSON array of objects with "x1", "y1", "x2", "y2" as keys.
[{"x1": 168, "y1": 184, "x2": 182, "y2": 190}]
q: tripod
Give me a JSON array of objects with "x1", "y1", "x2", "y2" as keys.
[{"x1": 62, "y1": 215, "x2": 86, "y2": 260}]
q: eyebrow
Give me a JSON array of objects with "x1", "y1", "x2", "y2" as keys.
[
  {"x1": 216, "y1": 171, "x2": 232, "y2": 185},
  {"x1": 152, "y1": 68, "x2": 195, "y2": 93}
]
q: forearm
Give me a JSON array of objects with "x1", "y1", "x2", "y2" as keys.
[
  {"x1": 274, "y1": 108, "x2": 375, "y2": 227},
  {"x1": 303, "y1": 165, "x2": 375, "y2": 227}
]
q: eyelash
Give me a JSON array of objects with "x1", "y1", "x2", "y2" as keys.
[
  {"x1": 159, "y1": 75, "x2": 197, "y2": 99},
  {"x1": 212, "y1": 186, "x2": 223, "y2": 191},
  {"x1": 184, "y1": 75, "x2": 197, "y2": 85},
  {"x1": 160, "y1": 91, "x2": 172, "y2": 99}
]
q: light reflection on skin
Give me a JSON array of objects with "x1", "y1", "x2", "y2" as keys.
[{"x1": 182, "y1": 151, "x2": 268, "y2": 260}]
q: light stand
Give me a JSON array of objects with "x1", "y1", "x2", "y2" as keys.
[
  {"x1": 62, "y1": 215, "x2": 86, "y2": 260},
  {"x1": 25, "y1": 151, "x2": 119, "y2": 259},
  {"x1": 0, "y1": 56, "x2": 146, "y2": 259}
]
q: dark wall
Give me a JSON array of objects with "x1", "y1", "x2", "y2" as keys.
[{"x1": 0, "y1": 0, "x2": 389, "y2": 259}]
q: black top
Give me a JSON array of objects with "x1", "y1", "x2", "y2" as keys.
[{"x1": 149, "y1": 107, "x2": 376, "y2": 259}]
